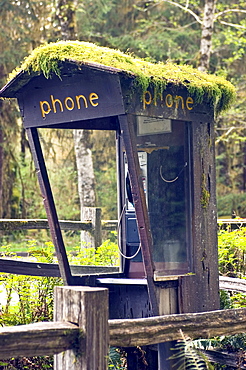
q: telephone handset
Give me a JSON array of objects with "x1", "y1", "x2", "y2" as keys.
[{"x1": 125, "y1": 151, "x2": 148, "y2": 210}]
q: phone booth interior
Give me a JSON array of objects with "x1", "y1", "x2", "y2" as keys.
[
  {"x1": 0, "y1": 42, "x2": 231, "y2": 367},
  {"x1": 123, "y1": 118, "x2": 192, "y2": 279}
]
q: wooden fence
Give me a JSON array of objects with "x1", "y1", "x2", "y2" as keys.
[
  {"x1": 0, "y1": 213, "x2": 118, "y2": 277},
  {"x1": 1, "y1": 216, "x2": 246, "y2": 368},
  {"x1": 0, "y1": 209, "x2": 118, "y2": 248},
  {"x1": 1, "y1": 286, "x2": 246, "y2": 369},
  {"x1": 0, "y1": 214, "x2": 245, "y2": 278},
  {"x1": 0, "y1": 214, "x2": 245, "y2": 246}
]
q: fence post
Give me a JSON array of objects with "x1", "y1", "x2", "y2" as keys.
[
  {"x1": 54, "y1": 286, "x2": 109, "y2": 370},
  {"x1": 81, "y1": 207, "x2": 102, "y2": 249}
]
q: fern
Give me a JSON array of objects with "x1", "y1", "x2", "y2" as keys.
[{"x1": 169, "y1": 330, "x2": 213, "y2": 370}]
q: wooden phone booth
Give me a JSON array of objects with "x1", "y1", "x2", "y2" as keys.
[{"x1": 0, "y1": 41, "x2": 235, "y2": 369}]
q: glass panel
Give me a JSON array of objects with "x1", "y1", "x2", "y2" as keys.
[{"x1": 136, "y1": 119, "x2": 192, "y2": 275}]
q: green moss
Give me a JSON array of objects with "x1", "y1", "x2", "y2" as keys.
[
  {"x1": 10, "y1": 40, "x2": 236, "y2": 115},
  {"x1": 201, "y1": 173, "x2": 210, "y2": 209}
]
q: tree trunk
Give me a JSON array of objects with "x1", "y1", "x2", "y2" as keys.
[
  {"x1": 0, "y1": 105, "x2": 3, "y2": 218},
  {"x1": 74, "y1": 130, "x2": 96, "y2": 247},
  {"x1": 0, "y1": 64, "x2": 7, "y2": 218},
  {"x1": 53, "y1": 0, "x2": 78, "y2": 41},
  {"x1": 198, "y1": 0, "x2": 217, "y2": 72},
  {"x1": 74, "y1": 130, "x2": 96, "y2": 209},
  {"x1": 52, "y1": 0, "x2": 97, "y2": 246}
]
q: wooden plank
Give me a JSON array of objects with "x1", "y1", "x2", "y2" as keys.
[
  {"x1": 219, "y1": 276, "x2": 246, "y2": 293},
  {"x1": 109, "y1": 307, "x2": 246, "y2": 347},
  {"x1": 101, "y1": 220, "x2": 118, "y2": 231},
  {"x1": 26, "y1": 127, "x2": 73, "y2": 285},
  {"x1": 180, "y1": 120, "x2": 220, "y2": 314},
  {"x1": 0, "y1": 218, "x2": 117, "y2": 232},
  {"x1": 0, "y1": 321, "x2": 79, "y2": 359},
  {"x1": 119, "y1": 114, "x2": 159, "y2": 316},
  {"x1": 54, "y1": 286, "x2": 109, "y2": 370},
  {"x1": 81, "y1": 207, "x2": 102, "y2": 248},
  {"x1": 0, "y1": 219, "x2": 92, "y2": 231},
  {"x1": 0, "y1": 218, "x2": 244, "y2": 232},
  {"x1": 19, "y1": 70, "x2": 125, "y2": 128},
  {"x1": 0, "y1": 258, "x2": 119, "y2": 277},
  {"x1": 201, "y1": 349, "x2": 246, "y2": 369}
]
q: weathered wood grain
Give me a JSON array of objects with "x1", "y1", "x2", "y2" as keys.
[
  {"x1": 81, "y1": 207, "x2": 102, "y2": 249},
  {"x1": 219, "y1": 276, "x2": 246, "y2": 293},
  {"x1": 0, "y1": 258, "x2": 119, "y2": 277},
  {"x1": 0, "y1": 321, "x2": 79, "y2": 359},
  {"x1": 0, "y1": 218, "x2": 118, "y2": 231},
  {"x1": 1, "y1": 301, "x2": 246, "y2": 367},
  {"x1": 109, "y1": 307, "x2": 246, "y2": 347},
  {"x1": 201, "y1": 349, "x2": 246, "y2": 369},
  {"x1": 0, "y1": 219, "x2": 92, "y2": 231},
  {"x1": 54, "y1": 286, "x2": 109, "y2": 370}
]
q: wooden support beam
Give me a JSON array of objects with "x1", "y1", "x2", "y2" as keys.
[
  {"x1": 0, "y1": 218, "x2": 117, "y2": 231},
  {"x1": 109, "y1": 307, "x2": 246, "y2": 347},
  {"x1": 26, "y1": 128, "x2": 73, "y2": 285},
  {"x1": 201, "y1": 349, "x2": 246, "y2": 369},
  {"x1": 0, "y1": 219, "x2": 92, "y2": 231},
  {"x1": 0, "y1": 321, "x2": 79, "y2": 359},
  {"x1": 54, "y1": 286, "x2": 109, "y2": 370},
  {"x1": 0, "y1": 258, "x2": 119, "y2": 277},
  {"x1": 219, "y1": 276, "x2": 246, "y2": 293},
  {"x1": 81, "y1": 207, "x2": 102, "y2": 248}
]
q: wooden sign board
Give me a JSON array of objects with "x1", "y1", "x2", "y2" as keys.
[{"x1": 17, "y1": 68, "x2": 124, "y2": 128}]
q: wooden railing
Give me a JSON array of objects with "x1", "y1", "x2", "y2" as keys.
[
  {"x1": 0, "y1": 213, "x2": 118, "y2": 277},
  {"x1": 0, "y1": 215, "x2": 246, "y2": 278},
  {"x1": 1, "y1": 286, "x2": 246, "y2": 369},
  {"x1": 1, "y1": 215, "x2": 246, "y2": 368}
]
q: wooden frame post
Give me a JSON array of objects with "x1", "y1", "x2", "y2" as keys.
[
  {"x1": 26, "y1": 127, "x2": 73, "y2": 285},
  {"x1": 118, "y1": 114, "x2": 159, "y2": 316},
  {"x1": 81, "y1": 207, "x2": 102, "y2": 249},
  {"x1": 54, "y1": 286, "x2": 109, "y2": 370}
]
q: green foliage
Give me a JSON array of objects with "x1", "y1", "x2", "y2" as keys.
[
  {"x1": 0, "y1": 242, "x2": 61, "y2": 369},
  {"x1": 0, "y1": 237, "x2": 120, "y2": 369},
  {"x1": 94, "y1": 164, "x2": 117, "y2": 219},
  {"x1": 170, "y1": 330, "x2": 213, "y2": 370},
  {"x1": 214, "y1": 226, "x2": 246, "y2": 369},
  {"x1": 69, "y1": 238, "x2": 119, "y2": 266},
  {"x1": 76, "y1": 0, "x2": 200, "y2": 63},
  {"x1": 108, "y1": 347, "x2": 126, "y2": 369},
  {"x1": 218, "y1": 226, "x2": 246, "y2": 277},
  {"x1": 220, "y1": 289, "x2": 233, "y2": 309},
  {"x1": 220, "y1": 285, "x2": 246, "y2": 311},
  {"x1": 217, "y1": 194, "x2": 246, "y2": 218},
  {"x1": 0, "y1": 242, "x2": 62, "y2": 326},
  {"x1": 214, "y1": 333, "x2": 246, "y2": 353}
]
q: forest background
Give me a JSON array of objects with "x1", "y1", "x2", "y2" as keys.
[{"x1": 0, "y1": 0, "x2": 246, "y2": 227}]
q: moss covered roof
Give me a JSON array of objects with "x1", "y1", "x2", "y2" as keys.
[{"x1": 8, "y1": 41, "x2": 236, "y2": 115}]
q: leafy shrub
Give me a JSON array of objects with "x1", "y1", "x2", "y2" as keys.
[
  {"x1": 68, "y1": 238, "x2": 119, "y2": 266},
  {"x1": 218, "y1": 226, "x2": 246, "y2": 277},
  {"x1": 0, "y1": 243, "x2": 62, "y2": 369},
  {"x1": 217, "y1": 193, "x2": 246, "y2": 218},
  {"x1": 0, "y1": 237, "x2": 120, "y2": 369}
]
